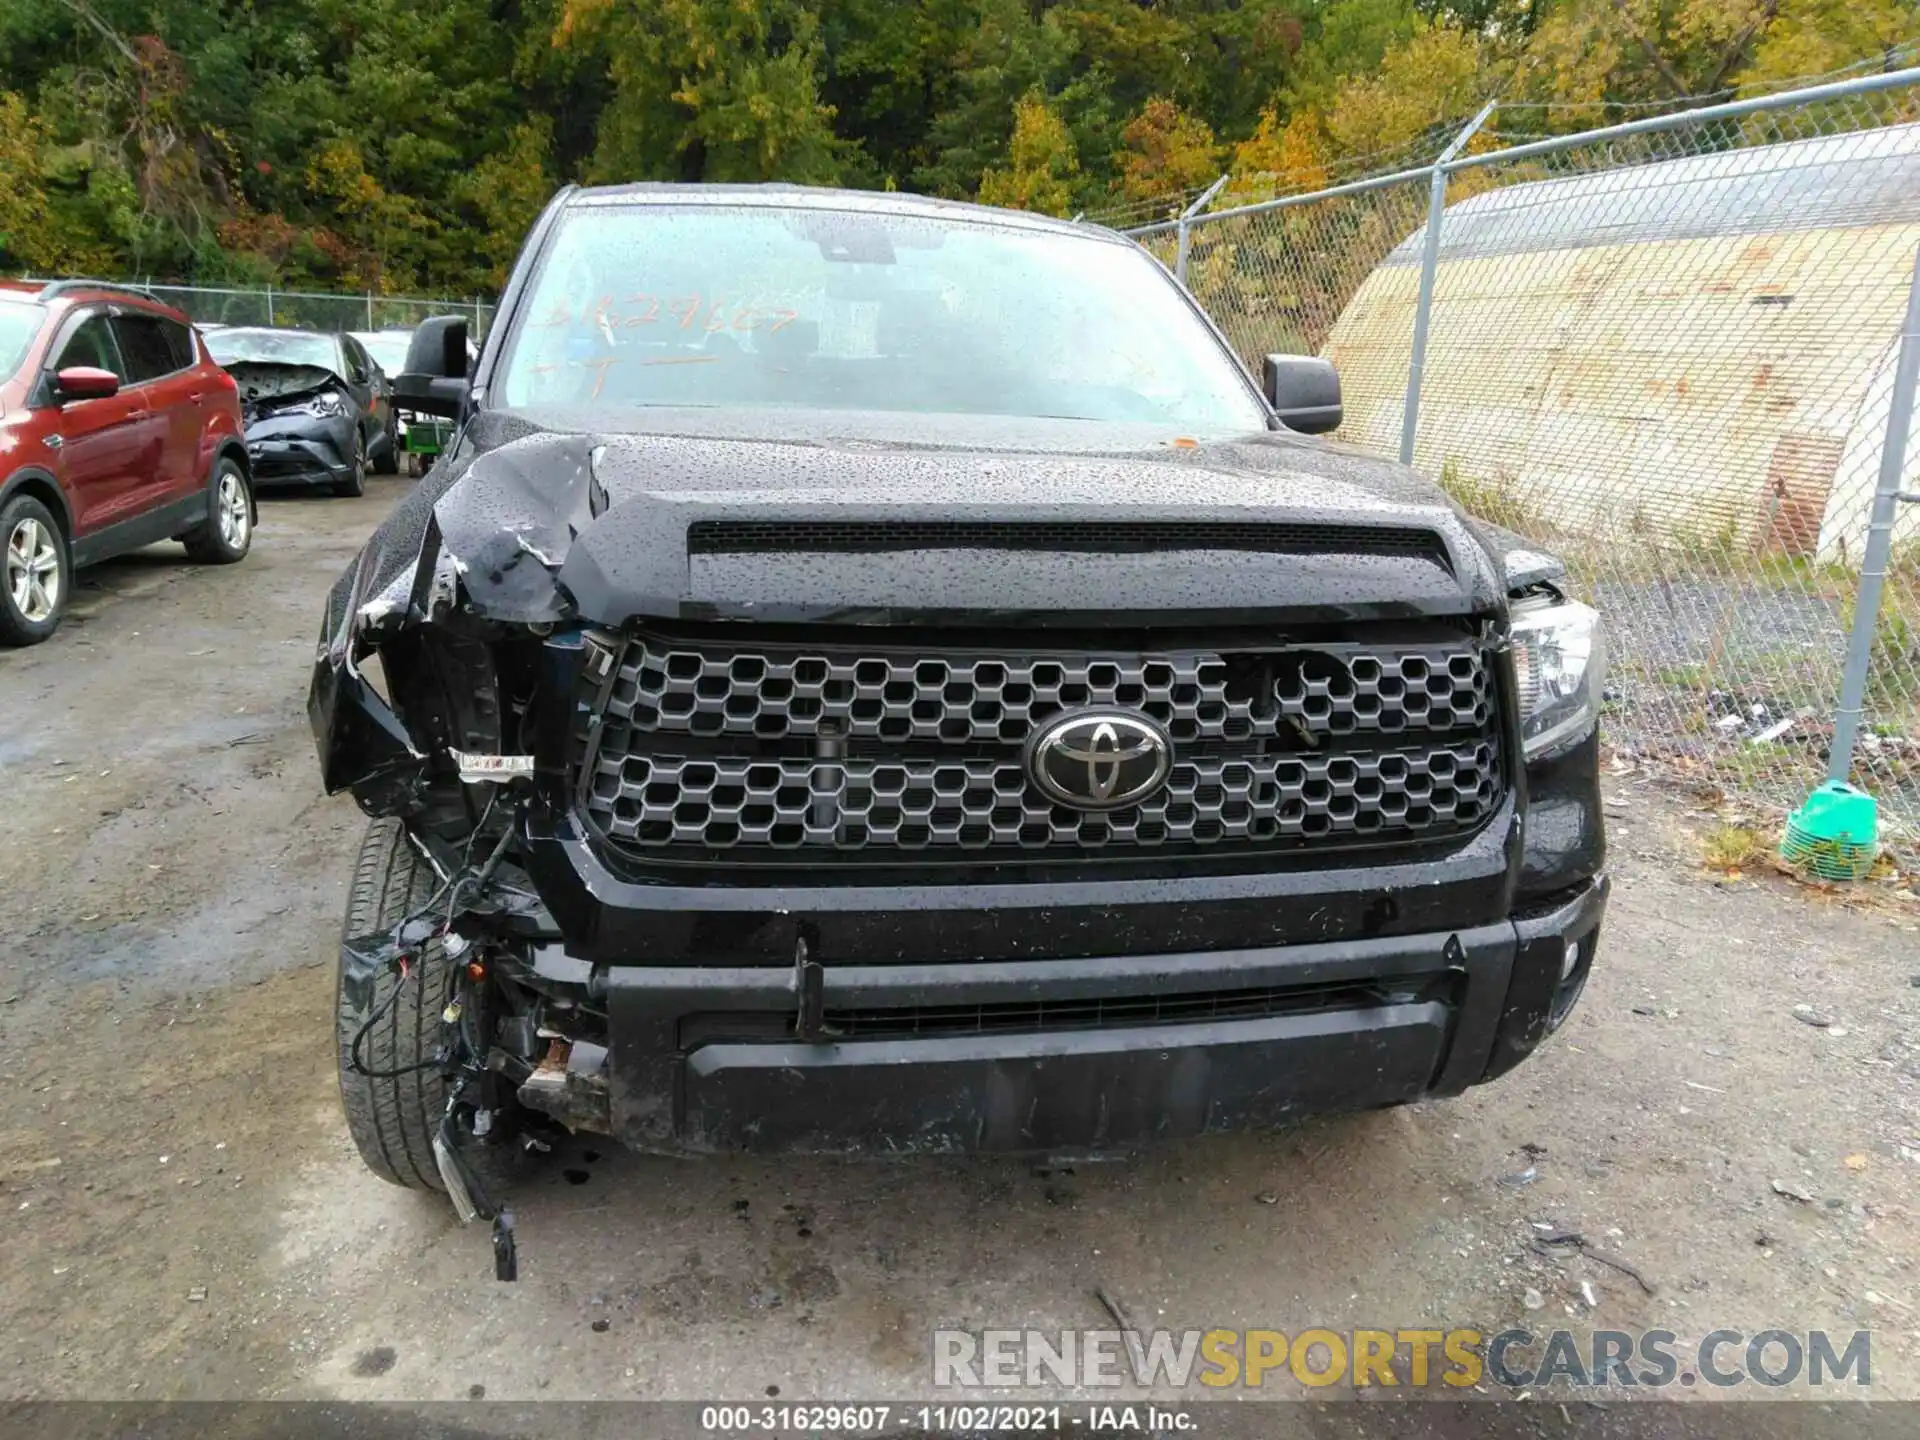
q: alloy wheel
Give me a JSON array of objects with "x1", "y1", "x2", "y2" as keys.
[
  {"x1": 216, "y1": 471, "x2": 250, "y2": 550},
  {"x1": 5, "y1": 516, "x2": 60, "y2": 623}
]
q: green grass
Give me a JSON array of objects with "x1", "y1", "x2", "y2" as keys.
[
  {"x1": 1701, "y1": 823, "x2": 1768, "y2": 872},
  {"x1": 1438, "y1": 460, "x2": 1546, "y2": 535}
]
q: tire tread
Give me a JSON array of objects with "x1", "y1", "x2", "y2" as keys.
[{"x1": 335, "y1": 818, "x2": 449, "y2": 1191}]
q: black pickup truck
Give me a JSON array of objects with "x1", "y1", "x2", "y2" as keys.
[{"x1": 310, "y1": 185, "x2": 1606, "y2": 1260}]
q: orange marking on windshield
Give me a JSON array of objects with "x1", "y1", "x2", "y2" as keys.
[
  {"x1": 538, "y1": 296, "x2": 804, "y2": 334},
  {"x1": 584, "y1": 354, "x2": 620, "y2": 400}
]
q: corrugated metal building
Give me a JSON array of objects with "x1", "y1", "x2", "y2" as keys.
[{"x1": 1323, "y1": 125, "x2": 1920, "y2": 564}]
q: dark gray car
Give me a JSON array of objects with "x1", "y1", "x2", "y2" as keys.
[{"x1": 205, "y1": 327, "x2": 395, "y2": 496}]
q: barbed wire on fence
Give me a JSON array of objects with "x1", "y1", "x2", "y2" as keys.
[{"x1": 1119, "y1": 68, "x2": 1920, "y2": 840}]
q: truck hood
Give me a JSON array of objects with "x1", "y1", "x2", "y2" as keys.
[{"x1": 328, "y1": 407, "x2": 1535, "y2": 643}]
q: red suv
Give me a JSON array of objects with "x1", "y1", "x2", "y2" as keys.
[{"x1": 0, "y1": 280, "x2": 254, "y2": 646}]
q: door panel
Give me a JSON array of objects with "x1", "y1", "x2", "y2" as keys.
[
  {"x1": 342, "y1": 336, "x2": 387, "y2": 451},
  {"x1": 47, "y1": 314, "x2": 153, "y2": 537},
  {"x1": 111, "y1": 312, "x2": 201, "y2": 506}
]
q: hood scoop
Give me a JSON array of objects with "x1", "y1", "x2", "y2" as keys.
[
  {"x1": 432, "y1": 428, "x2": 1499, "y2": 629},
  {"x1": 686, "y1": 518, "x2": 1453, "y2": 572}
]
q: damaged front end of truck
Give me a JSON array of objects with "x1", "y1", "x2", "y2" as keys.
[
  {"x1": 311, "y1": 200, "x2": 1608, "y2": 1284},
  {"x1": 313, "y1": 429, "x2": 615, "y2": 1279}
]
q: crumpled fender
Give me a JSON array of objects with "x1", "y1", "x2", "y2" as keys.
[
  {"x1": 1469, "y1": 518, "x2": 1570, "y2": 595},
  {"x1": 432, "y1": 434, "x2": 604, "y2": 625},
  {"x1": 308, "y1": 432, "x2": 604, "y2": 804}
]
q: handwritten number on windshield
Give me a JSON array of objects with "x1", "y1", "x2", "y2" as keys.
[{"x1": 532, "y1": 296, "x2": 801, "y2": 336}]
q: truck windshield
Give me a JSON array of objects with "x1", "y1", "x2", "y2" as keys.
[{"x1": 495, "y1": 203, "x2": 1268, "y2": 432}]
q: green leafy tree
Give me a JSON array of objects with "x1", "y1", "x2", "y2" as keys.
[
  {"x1": 1320, "y1": 19, "x2": 1488, "y2": 157},
  {"x1": 977, "y1": 91, "x2": 1080, "y2": 214},
  {"x1": 913, "y1": 0, "x2": 1075, "y2": 198},
  {"x1": 1740, "y1": 0, "x2": 1920, "y2": 93},
  {"x1": 561, "y1": 0, "x2": 847, "y2": 184},
  {"x1": 458, "y1": 118, "x2": 558, "y2": 289},
  {"x1": 0, "y1": 0, "x2": 1912, "y2": 292}
]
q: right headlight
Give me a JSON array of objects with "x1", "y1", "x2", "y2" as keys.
[{"x1": 1510, "y1": 594, "x2": 1605, "y2": 762}]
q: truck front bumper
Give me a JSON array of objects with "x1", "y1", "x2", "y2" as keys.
[{"x1": 597, "y1": 877, "x2": 1606, "y2": 1154}]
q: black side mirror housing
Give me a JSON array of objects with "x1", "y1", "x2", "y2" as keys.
[
  {"x1": 1263, "y1": 355, "x2": 1342, "y2": 435},
  {"x1": 394, "y1": 315, "x2": 471, "y2": 418}
]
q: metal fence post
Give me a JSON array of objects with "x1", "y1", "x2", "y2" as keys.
[
  {"x1": 1828, "y1": 243, "x2": 1920, "y2": 786},
  {"x1": 366, "y1": 292, "x2": 376, "y2": 329},
  {"x1": 263, "y1": 282, "x2": 273, "y2": 326},
  {"x1": 1399, "y1": 101, "x2": 1497, "y2": 467},
  {"x1": 1174, "y1": 175, "x2": 1230, "y2": 285}
]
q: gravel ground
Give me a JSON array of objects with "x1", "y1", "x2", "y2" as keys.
[{"x1": 2, "y1": 477, "x2": 1918, "y2": 1416}]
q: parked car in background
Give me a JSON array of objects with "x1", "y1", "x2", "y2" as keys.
[
  {"x1": 0, "y1": 279, "x2": 254, "y2": 647},
  {"x1": 347, "y1": 329, "x2": 413, "y2": 380},
  {"x1": 205, "y1": 327, "x2": 395, "y2": 496},
  {"x1": 349, "y1": 326, "x2": 475, "y2": 475}
]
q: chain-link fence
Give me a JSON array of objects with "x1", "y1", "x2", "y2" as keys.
[
  {"x1": 16, "y1": 278, "x2": 495, "y2": 339},
  {"x1": 1124, "y1": 68, "x2": 1920, "y2": 837}
]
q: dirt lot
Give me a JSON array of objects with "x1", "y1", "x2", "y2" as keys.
[{"x1": 3, "y1": 476, "x2": 1919, "y2": 1412}]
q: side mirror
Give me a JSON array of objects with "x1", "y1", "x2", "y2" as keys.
[
  {"x1": 394, "y1": 315, "x2": 471, "y2": 418},
  {"x1": 1263, "y1": 355, "x2": 1341, "y2": 435},
  {"x1": 54, "y1": 366, "x2": 121, "y2": 403}
]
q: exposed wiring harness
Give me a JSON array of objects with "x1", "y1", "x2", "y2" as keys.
[
  {"x1": 346, "y1": 799, "x2": 514, "y2": 1080},
  {"x1": 341, "y1": 793, "x2": 526, "y2": 1280}
]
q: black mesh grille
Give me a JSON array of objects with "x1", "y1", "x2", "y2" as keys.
[
  {"x1": 586, "y1": 744, "x2": 1499, "y2": 852},
  {"x1": 575, "y1": 628, "x2": 1507, "y2": 868},
  {"x1": 687, "y1": 519, "x2": 1451, "y2": 570},
  {"x1": 598, "y1": 639, "x2": 1493, "y2": 745}
]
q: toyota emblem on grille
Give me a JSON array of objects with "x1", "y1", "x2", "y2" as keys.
[{"x1": 1026, "y1": 709, "x2": 1173, "y2": 811}]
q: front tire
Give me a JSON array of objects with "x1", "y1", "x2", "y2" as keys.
[
  {"x1": 0, "y1": 495, "x2": 68, "y2": 647},
  {"x1": 336, "y1": 818, "x2": 526, "y2": 1192},
  {"x1": 333, "y1": 430, "x2": 367, "y2": 498},
  {"x1": 181, "y1": 458, "x2": 254, "y2": 564}
]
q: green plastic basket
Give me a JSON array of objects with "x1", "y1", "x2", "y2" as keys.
[
  {"x1": 1780, "y1": 781, "x2": 1878, "y2": 881},
  {"x1": 402, "y1": 417, "x2": 453, "y2": 456}
]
